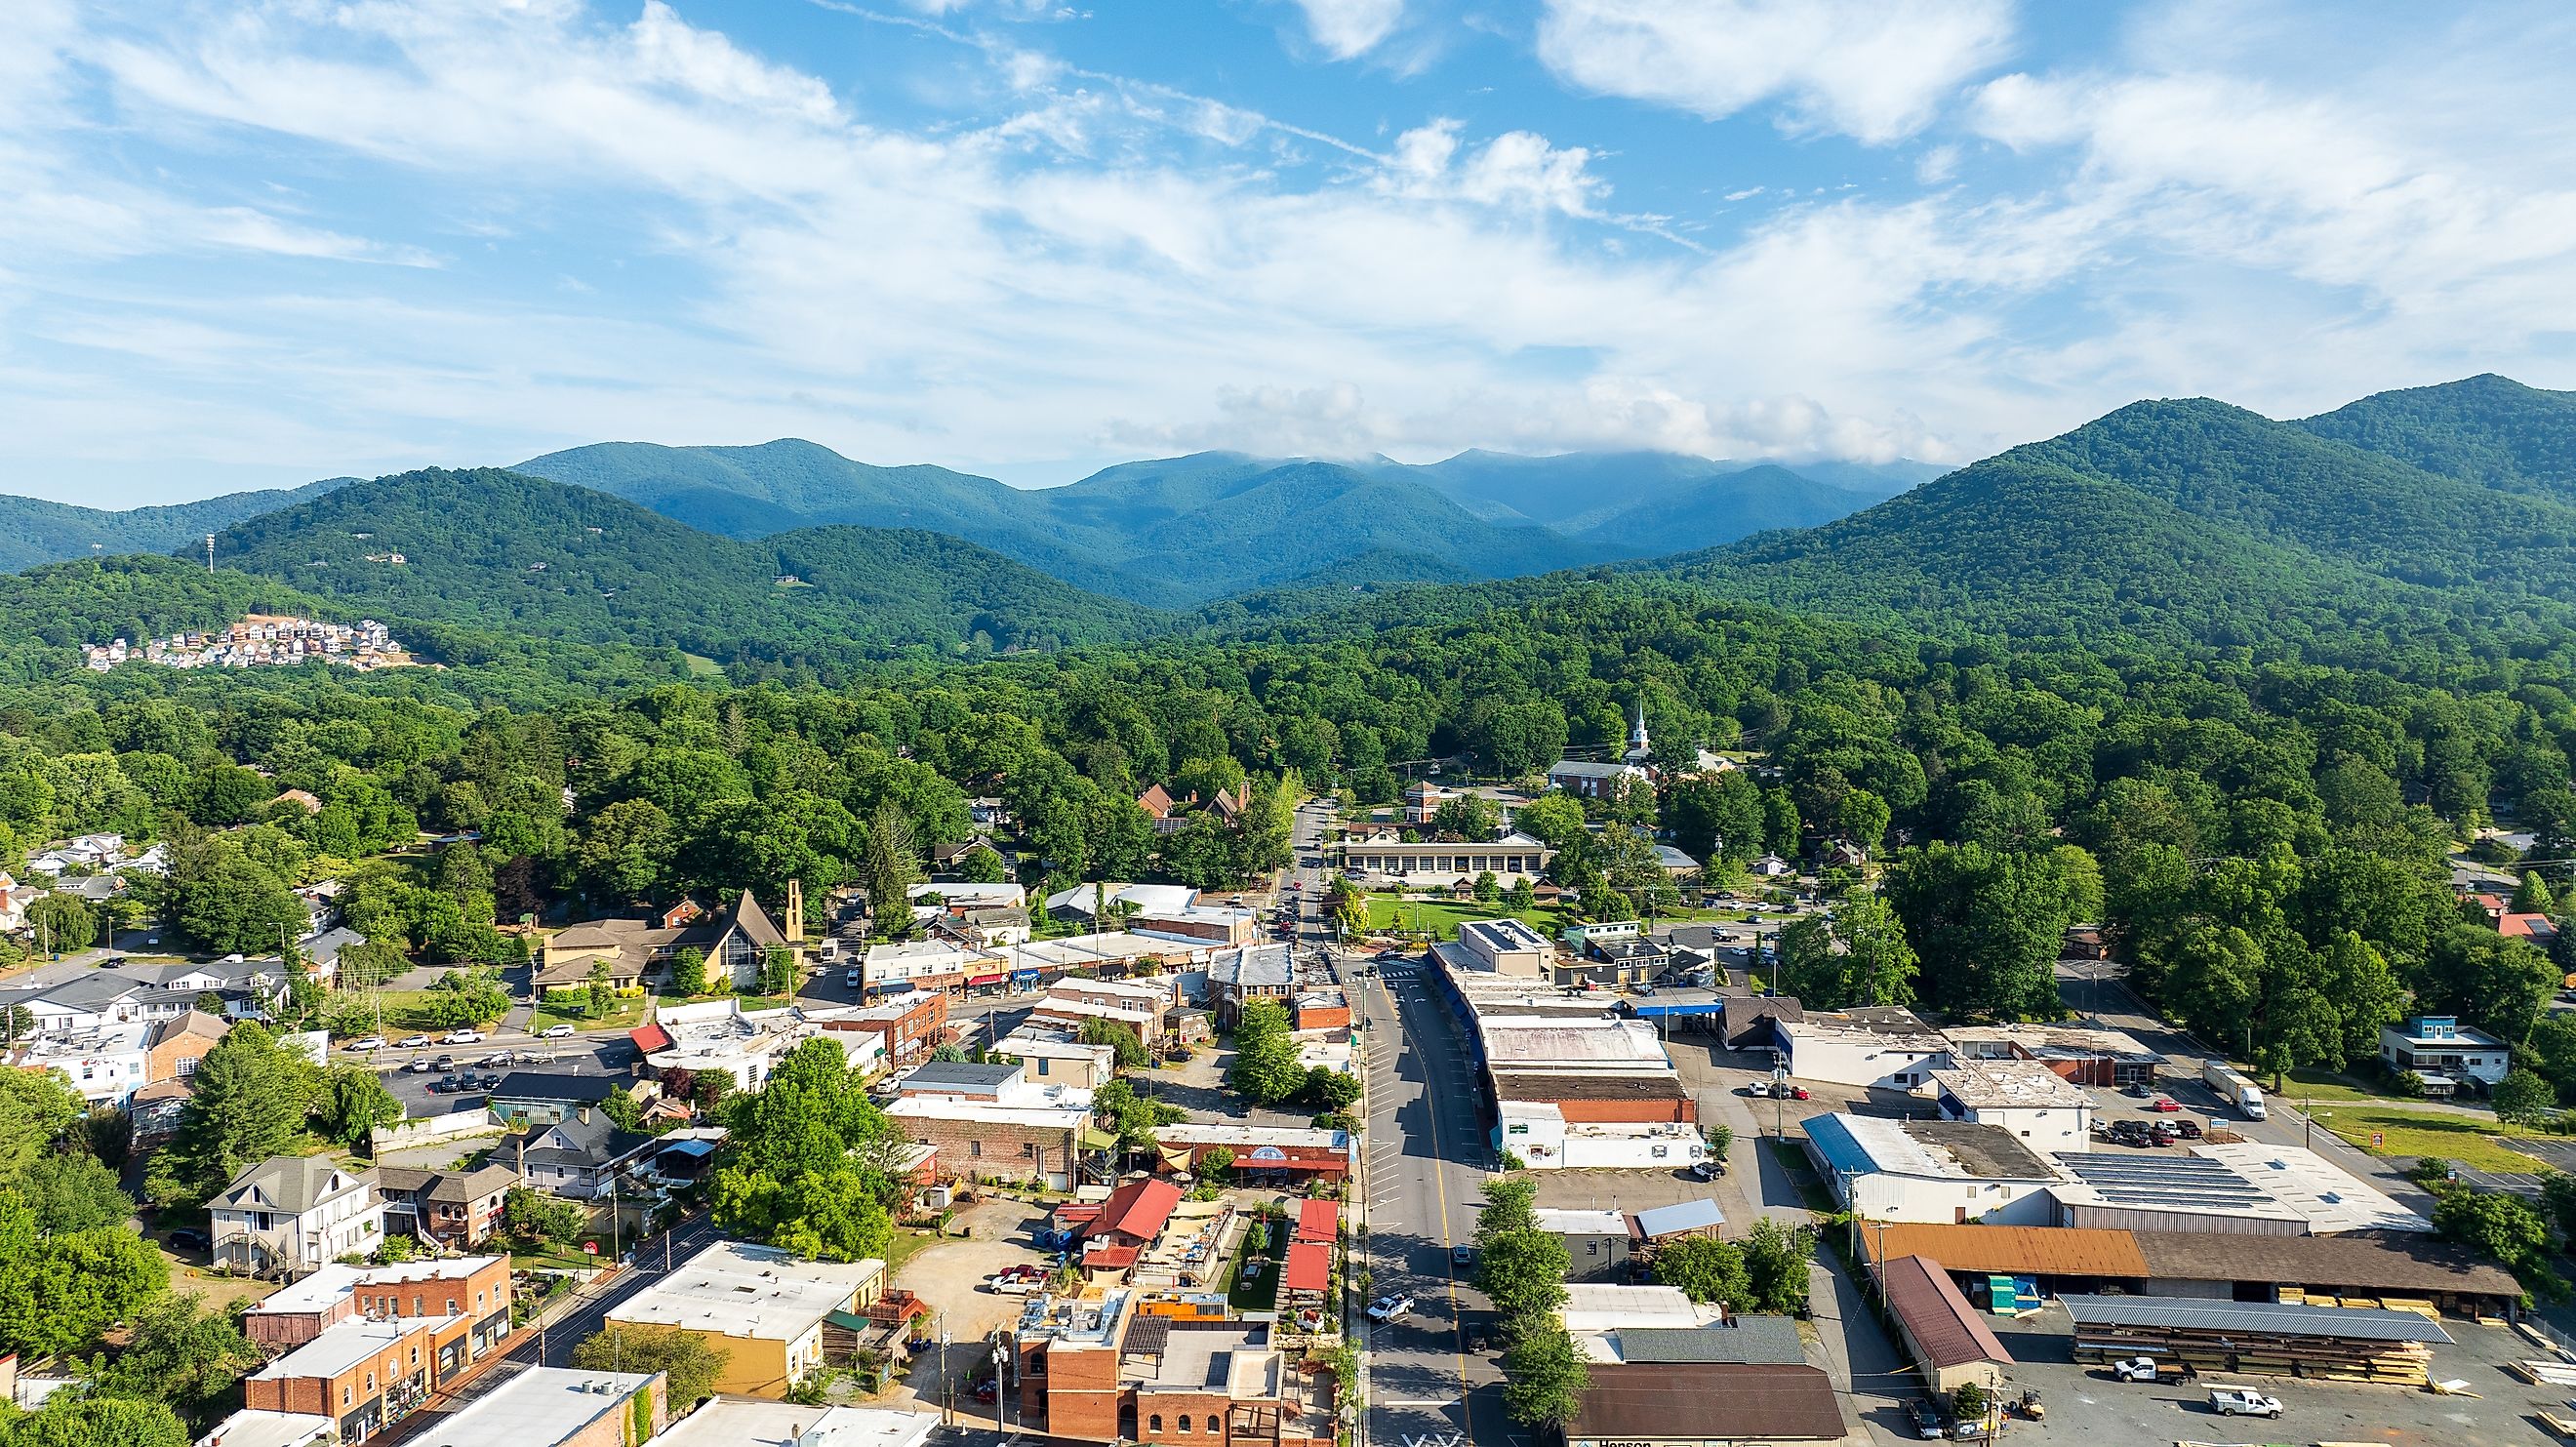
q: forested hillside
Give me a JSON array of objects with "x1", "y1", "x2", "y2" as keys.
[
  {"x1": 200, "y1": 467, "x2": 1161, "y2": 674},
  {"x1": 0, "y1": 476, "x2": 354, "y2": 574},
  {"x1": 2299, "y1": 373, "x2": 2576, "y2": 502}
]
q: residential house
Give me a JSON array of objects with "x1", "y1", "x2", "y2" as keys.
[
  {"x1": 497, "y1": 1111, "x2": 657, "y2": 1200},
  {"x1": 1136, "y1": 782, "x2": 1251, "y2": 836},
  {"x1": 539, "y1": 888, "x2": 801, "y2": 993},
  {"x1": 2380, "y1": 1014, "x2": 2511, "y2": 1089},
  {"x1": 144, "y1": 1008, "x2": 227, "y2": 1084},
  {"x1": 1535, "y1": 1208, "x2": 1635, "y2": 1282},
  {"x1": 8, "y1": 1018, "x2": 152, "y2": 1106},
  {"x1": 377, "y1": 1164, "x2": 517, "y2": 1249},
  {"x1": 211, "y1": 1156, "x2": 387, "y2": 1275},
  {"x1": 129, "y1": 1078, "x2": 193, "y2": 1148}
]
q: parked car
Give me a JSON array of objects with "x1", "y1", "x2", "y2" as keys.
[
  {"x1": 1689, "y1": 1160, "x2": 1716, "y2": 1182},
  {"x1": 2120, "y1": 1081, "x2": 2153, "y2": 1098},
  {"x1": 433, "y1": 1054, "x2": 456, "y2": 1069},
  {"x1": 395, "y1": 1035, "x2": 431, "y2": 1048},
  {"x1": 1366, "y1": 1294, "x2": 1414, "y2": 1321},
  {"x1": 404, "y1": 1058, "x2": 437, "y2": 1073},
  {"x1": 427, "y1": 1076, "x2": 459, "y2": 1094},
  {"x1": 540, "y1": 1024, "x2": 577, "y2": 1038},
  {"x1": 166, "y1": 1227, "x2": 209, "y2": 1252},
  {"x1": 343, "y1": 1036, "x2": 386, "y2": 1052},
  {"x1": 441, "y1": 1029, "x2": 485, "y2": 1045},
  {"x1": 2166, "y1": 1118, "x2": 2204, "y2": 1139},
  {"x1": 971, "y1": 1379, "x2": 1000, "y2": 1403},
  {"x1": 1906, "y1": 1399, "x2": 1946, "y2": 1439},
  {"x1": 2144, "y1": 1097, "x2": 2183, "y2": 1112},
  {"x1": 2208, "y1": 1388, "x2": 2282, "y2": 1419},
  {"x1": 1786, "y1": 1084, "x2": 1812, "y2": 1101},
  {"x1": 2109, "y1": 1356, "x2": 2161, "y2": 1383},
  {"x1": 1466, "y1": 1322, "x2": 1490, "y2": 1353},
  {"x1": 845, "y1": 968, "x2": 863, "y2": 988}
]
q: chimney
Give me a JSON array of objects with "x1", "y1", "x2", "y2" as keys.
[
  {"x1": 786, "y1": 880, "x2": 805, "y2": 945},
  {"x1": 578, "y1": 1105, "x2": 591, "y2": 1125}
]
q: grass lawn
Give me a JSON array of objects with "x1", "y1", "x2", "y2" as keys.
[
  {"x1": 2279, "y1": 1065, "x2": 2443, "y2": 1107},
  {"x1": 376, "y1": 989, "x2": 503, "y2": 1033},
  {"x1": 2306, "y1": 1102, "x2": 2547, "y2": 1173},
  {"x1": 680, "y1": 651, "x2": 725, "y2": 677},
  {"x1": 1363, "y1": 896, "x2": 1567, "y2": 940},
  {"x1": 531, "y1": 994, "x2": 648, "y2": 1033},
  {"x1": 1224, "y1": 1221, "x2": 1286, "y2": 1312}
]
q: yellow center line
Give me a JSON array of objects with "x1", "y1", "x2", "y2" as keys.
[{"x1": 1380, "y1": 968, "x2": 1475, "y2": 1435}]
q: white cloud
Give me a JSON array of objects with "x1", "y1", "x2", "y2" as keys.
[
  {"x1": 5, "y1": 0, "x2": 2576, "y2": 505},
  {"x1": 1536, "y1": 0, "x2": 2016, "y2": 143},
  {"x1": 1290, "y1": 0, "x2": 1406, "y2": 61},
  {"x1": 1382, "y1": 120, "x2": 1605, "y2": 217}
]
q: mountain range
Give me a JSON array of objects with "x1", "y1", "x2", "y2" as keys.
[
  {"x1": 2, "y1": 373, "x2": 2571, "y2": 686},
  {"x1": 0, "y1": 475, "x2": 354, "y2": 574}
]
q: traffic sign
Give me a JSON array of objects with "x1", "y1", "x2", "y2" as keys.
[{"x1": 2371, "y1": 1132, "x2": 2384, "y2": 1146}]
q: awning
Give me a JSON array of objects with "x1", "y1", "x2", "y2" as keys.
[
  {"x1": 1011, "y1": 968, "x2": 1043, "y2": 984},
  {"x1": 628, "y1": 1024, "x2": 672, "y2": 1054},
  {"x1": 657, "y1": 1139, "x2": 717, "y2": 1161},
  {"x1": 865, "y1": 979, "x2": 911, "y2": 994},
  {"x1": 1079, "y1": 1126, "x2": 1119, "y2": 1152},
  {"x1": 966, "y1": 973, "x2": 1006, "y2": 987}
]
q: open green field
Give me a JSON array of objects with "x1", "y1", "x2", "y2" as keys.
[
  {"x1": 2305, "y1": 1101, "x2": 2547, "y2": 1173},
  {"x1": 1224, "y1": 1220, "x2": 1286, "y2": 1311},
  {"x1": 1362, "y1": 896, "x2": 1567, "y2": 940},
  {"x1": 375, "y1": 989, "x2": 502, "y2": 1032},
  {"x1": 531, "y1": 994, "x2": 647, "y2": 1033}
]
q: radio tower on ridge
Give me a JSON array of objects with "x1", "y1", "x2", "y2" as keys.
[{"x1": 205, "y1": 534, "x2": 216, "y2": 572}]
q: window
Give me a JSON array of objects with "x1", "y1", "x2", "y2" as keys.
[
  {"x1": 415, "y1": 1296, "x2": 424, "y2": 1314},
  {"x1": 366, "y1": 1373, "x2": 375, "y2": 1393},
  {"x1": 1177, "y1": 1416, "x2": 1192, "y2": 1434},
  {"x1": 1023, "y1": 1142, "x2": 1037, "y2": 1158},
  {"x1": 1149, "y1": 1415, "x2": 1164, "y2": 1433},
  {"x1": 1587, "y1": 1241, "x2": 1599, "y2": 1256},
  {"x1": 447, "y1": 1298, "x2": 458, "y2": 1314},
  {"x1": 342, "y1": 1387, "x2": 351, "y2": 1407},
  {"x1": 1207, "y1": 1416, "x2": 1221, "y2": 1433},
  {"x1": 970, "y1": 1141, "x2": 983, "y2": 1159},
  {"x1": 1036, "y1": 1058, "x2": 1051, "y2": 1076}
]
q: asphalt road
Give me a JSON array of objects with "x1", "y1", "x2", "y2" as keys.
[{"x1": 374, "y1": 1209, "x2": 724, "y2": 1445}]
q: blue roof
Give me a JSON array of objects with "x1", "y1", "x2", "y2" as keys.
[
  {"x1": 657, "y1": 1139, "x2": 717, "y2": 1160},
  {"x1": 1633, "y1": 1197, "x2": 1725, "y2": 1237},
  {"x1": 1804, "y1": 1113, "x2": 1876, "y2": 1181}
]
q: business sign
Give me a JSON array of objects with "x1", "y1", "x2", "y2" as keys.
[{"x1": 1250, "y1": 1146, "x2": 1289, "y2": 1162}]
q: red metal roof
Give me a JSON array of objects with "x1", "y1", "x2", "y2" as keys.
[
  {"x1": 1091, "y1": 1177, "x2": 1184, "y2": 1242},
  {"x1": 1878, "y1": 1254, "x2": 2009, "y2": 1371},
  {"x1": 1282, "y1": 1239, "x2": 1331, "y2": 1293},
  {"x1": 1084, "y1": 1245, "x2": 1140, "y2": 1270},
  {"x1": 628, "y1": 1023, "x2": 672, "y2": 1053},
  {"x1": 1296, "y1": 1198, "x2": 1340, "y2": 1243}
]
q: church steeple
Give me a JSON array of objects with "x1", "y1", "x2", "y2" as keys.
[{"x1": 1626, "y1": 702, "x2": 1649, "y2": 761}]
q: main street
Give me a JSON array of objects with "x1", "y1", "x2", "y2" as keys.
[{"x1": 1285, "y1": 798, "x2": 1507, "y2": 1447}]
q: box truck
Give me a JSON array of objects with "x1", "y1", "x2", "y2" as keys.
[{"x1": 2203, "y1": 1060, "x2": 2267, "y2": 1119}]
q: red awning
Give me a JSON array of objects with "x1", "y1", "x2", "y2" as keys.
[
  {"x1": 628, "y1": 1024, "x2": 672, "y2": 1054},
  {"x1": 1296, "y1": 1197, "x2": 1340, "y2": 1243},
  {"x1": 966, "y1": 973, "x2": 1007, "y2": 987},
  {"x1": 1282, "y1": 1239, "x2": 1331, "y2": 1293}
]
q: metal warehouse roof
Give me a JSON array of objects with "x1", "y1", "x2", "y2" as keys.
[
  {"x1": 1632, "y1": 1197, "x2": 1726, "y2": 1238},
  {"x1": 2058, "y1": 1293, "x2": 2454, "y2": 1344},
  {"x1": 1613, "y1": 1317, "x2": 1806, "y2": 1365},
  {"x1": 1856, "y1": 1223, "x2": 2150, "y2": 1279}
]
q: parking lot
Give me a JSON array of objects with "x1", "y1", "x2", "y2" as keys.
[
  {"x1": 364, "y1": 1037, "x2": 632, "y2": 1118},
  {"x1": 1943, "y1": 1301, "x2": 2563, "y2": 1447}
]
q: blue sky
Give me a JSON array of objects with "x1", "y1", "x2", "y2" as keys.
[{"x1": 6, "y1": 1, "x2": 2575, "y2": 504}]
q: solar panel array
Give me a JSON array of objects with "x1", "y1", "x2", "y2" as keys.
[{"x1": 2050, "y1": 1150, "x2": 2277, "y2": 1209}]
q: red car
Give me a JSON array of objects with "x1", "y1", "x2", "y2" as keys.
[{"x1": 2144, "y1": 1098, "x2": 2182, "y2": 1112}]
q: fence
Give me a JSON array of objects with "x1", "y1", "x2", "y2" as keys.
[{"x1": 372, "y1": 1109, "x2": 506, "y2": 1155}]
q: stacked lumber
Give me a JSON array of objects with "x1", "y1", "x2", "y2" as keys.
[
  {"x1": 2073, "y1": 1320, "x2": 2435, "y2": 1387},
  {"x1": 2507, "y1": 1358, "x2": 2576, "y2": 1388},
  {"x1": 2274, "y1": 1289, "x2": 2438, "y2": 1320}
]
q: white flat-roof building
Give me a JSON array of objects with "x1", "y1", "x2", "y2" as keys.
[
  {"x1": 2189, "y1": 1143, "x2": 2431, "y2": 1234},
  {"x1": 1804, "y1": 1112, "x2": 2061, "y2": 1226},
  {"x1": 1558, "y1": 1284, "x2": 1718, "y2": 1335},
  {"x1": 190, "y1": 1411, "x2": 336, "y2": 1447},
  {"x1": 2379, "y1": 1014, "x2": 2511, "y2": 1088},
  {"x1": 1929, "y1": 1060, "x2": 2096, "y2": 1154},
  {"x1": 1478, "y1": 1016, "x2": 1670, "y2": 1072},
  {"x1": 420, "y1": 1366, "x2": 660, "y2": 1446},
  {"x1": 1335, "y1": 830, "x2": 1556, "y2": 888},
  {"x1": 651, "y1": 1399, "x2": 943, "y2": 1447},
  {"x1": 1453, "y1": 918, "x2": 1553, "y2": 976},
  {"x1": 1500, "y1": 1100, "x2": 1710, "y2": 1172},
  {"x1": 1779, "y1": 1007, "x2": 1951, "y2": 1089},
  {"x1": 607, "y1": 1240, "x2": 887, "y2": 1396}
]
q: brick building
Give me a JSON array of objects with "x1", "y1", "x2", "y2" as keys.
[
  {"x1": 825, "y1": 987, "x2": 948, "y2": 1070},
  {"x1": 1012, "y1": 1292, "x2": 1333, "y2": 1447},
  {"x1": 1153, "y1": 1124, "x2": 1349, "y2": 1184},
  {"x1": 242, "y1": 1314, "x2": 472, "y2": 1442},
  {"x1": 885, "y1": 1065, "x2": 1098, "y2": 1190},
  {"x1": 243, "y1": 1256, "x2": 513, "y2": 1356},
  {"x1": 144, "y1": 1009, "x2": 227, "y2": 1083}
]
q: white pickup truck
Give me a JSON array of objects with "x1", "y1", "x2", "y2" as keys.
[{"x1": 2208, "y1": 1387, "x2": 2283, "y2": 1418}]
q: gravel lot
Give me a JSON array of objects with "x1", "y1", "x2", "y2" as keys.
[
  {"x1": 891, "y1": 1197, "x2": 1056, "y2": 1428},
  {"x1": 1938, "y1": 1301, "x2": 2558, "y2": 1447}
]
